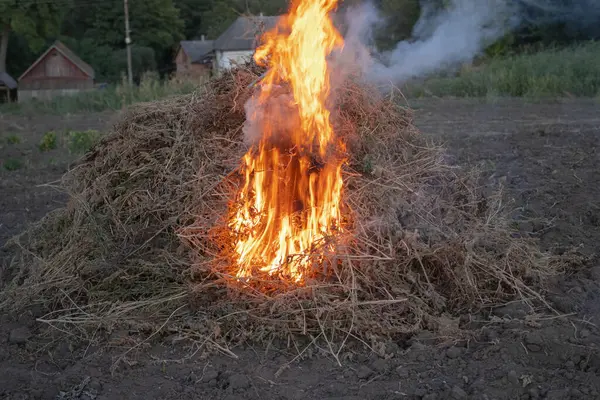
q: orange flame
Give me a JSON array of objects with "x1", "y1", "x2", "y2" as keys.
[{"x1": 229, "y1": 0, "x2": 346, "y2": 283}]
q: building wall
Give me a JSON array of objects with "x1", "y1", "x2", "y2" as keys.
[
  {"x1": 189, "y1": 64, "x2": 212, "y2": 79},
  {"x1": 19, "y1": 88, "x2": 93, "y2": 102},
  {"x1": 215, "y1": 50, "x2": 254, "y2": 73},
  {"x1": 175, "y1": 48, "x2": 189, "y2": 74},
  {"x1": 19, "y1": 79, "x2": 93, "y2": 90},
  {"x1": 175, "y1": 49, "x2": 211, "y2": 79},
  {"x1": 19, "y1": 48, "x2": 93, "y2": 92}
]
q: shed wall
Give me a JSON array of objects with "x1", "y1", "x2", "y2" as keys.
[{"x1": 19, "y1": 88, "x2": 93, "y2": 102}]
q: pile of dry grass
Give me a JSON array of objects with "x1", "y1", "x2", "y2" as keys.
[{"x1": 0, "y1": 65, "x2": 565, "y2": 355}]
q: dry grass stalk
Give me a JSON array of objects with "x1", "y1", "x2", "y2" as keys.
[{"x1": 0, "y1": 65, "x2": 568, "y2": 354}]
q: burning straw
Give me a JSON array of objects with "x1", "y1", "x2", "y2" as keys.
[{"x1": 0, "y1": 65, "x2": 566, "y2": 354}]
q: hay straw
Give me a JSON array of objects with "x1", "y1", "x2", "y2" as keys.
[{"x1": 0, "y1": 65, "x2": 568, "y2": 354}]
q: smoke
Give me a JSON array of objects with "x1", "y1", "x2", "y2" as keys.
[
  {"x1": 243, "y1": 90, "x2": 300, "y2": 147},
  {"x1": 337, "y1": 0, "x2": 600, "y2": 85}
]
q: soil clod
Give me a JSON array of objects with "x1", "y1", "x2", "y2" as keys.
[
  {"x1": 356, "y1": 365, "x2": 374, "y2": 380},
  {"x1": 8, "y1": 327, "x2": 31, "y2": 345},
  {"x1": 446, "y1": 346, "x2": 462, "y2": 359},
  {"x1": 451, "y1": 385, "x2": 468, "y2": 399},
  {"x1": 228, "y1": 373, "x2": 250, "y2": 390}
]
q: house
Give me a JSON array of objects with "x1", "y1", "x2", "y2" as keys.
[
  {"x1": 213, "y1": 14, "x2": 279, "y2": 74},
  {"x1": 0, "y1": 72, "x2": 17, "y2": 102},
  {"x1": 175, "y1": 36, "x2": 214, "y2": 79},
  {"x1": 18, "y1": 41, "x2": 94, "y2": 102}
]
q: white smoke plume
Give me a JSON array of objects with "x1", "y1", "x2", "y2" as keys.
[
  {"x1": 336, "y1": 0, "x2": 519, "y2": 85},
  {"x1": 337, "y1": 0, "x2": 600, "y2": 85}
]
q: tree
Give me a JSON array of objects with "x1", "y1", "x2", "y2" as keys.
[
  {"x1": 0, "y1": 0, "x2": 66, "y2": 73},
  {"x1": 374, "y1": 0, "x2": 420, "y2": 50},
  {"x1": 199, "y1": 0, "x2": 240, "y2": 39},
  {"x1": 5, "y1": 30, "x2": 37, "y2": 76},
  {"x1": 60, "y1": 37, "x2": 156, "y2": 82},
  {"x1": 58, "y1": 0, "x2": 183, "y2": 80},
  {"x1": 83, "y1": 0, "x2": 184, "y2": 56},
  {"x1": 174, "y1": 0, "x2": 213, "y2": 39}
]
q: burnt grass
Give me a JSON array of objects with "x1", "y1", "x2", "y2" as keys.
[{"x1": 1, "y1": 98, "x2": 600, "y2": 400}]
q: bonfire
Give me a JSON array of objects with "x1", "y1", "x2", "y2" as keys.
[
  {"x1": 225, "y1": 0, "x2": 347, "y2": 284},
  {"x1": 0, "y1": 0, "x2": 565, "y2": 356}
]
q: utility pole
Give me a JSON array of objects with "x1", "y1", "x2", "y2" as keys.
[{"x1": 123, "y1": 0, "x2": 133, "y2": 87}]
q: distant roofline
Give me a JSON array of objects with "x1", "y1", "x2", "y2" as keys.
[
  {"x1": 214, "y1": 47, "x2": 258, "y2": 52},
  {"x1": 178, "y1": 39, "x2": 215, "y2": 63},
  {"x1": 213, "y1": 15, "x2": 280, "y2": 51},
  {"x1": 18, "y1": 41, "x2": 94, "y2": 81}
]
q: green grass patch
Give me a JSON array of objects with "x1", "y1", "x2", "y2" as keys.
[
  {"x1": 39, "y1": 131, "x2": 58, "y2": 152},
  {"x1": 3, "y1": 158, "x2": 23, "y2": 171},
  {"x1": 405, "y1": 41, "x2": 600, "y2": 98},
  {"x1": 67, "y1": 129, "x2": 102, "y2": 154},
  {"x1": 1, "y1": 72, "x2": 203, "y2": 115},
  {"x1": 6, "y1": 134, "x2": 21, "y2": 144}
]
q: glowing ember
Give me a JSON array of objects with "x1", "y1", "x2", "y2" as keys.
[{"x1": 228, "y1": 0, "x2": 346, "y2": 283}]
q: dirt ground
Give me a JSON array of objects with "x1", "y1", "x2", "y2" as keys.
[{"x1": 1, "y1": 98, "x2": 599, "y2": 400}]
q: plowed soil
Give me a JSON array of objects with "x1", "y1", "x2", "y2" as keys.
[{"x1": 1, "y1": 98, "x2": 599, "y2": 400}]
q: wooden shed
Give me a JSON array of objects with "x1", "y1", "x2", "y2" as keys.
[
  {"x1": 175, "y1": 37, "x2": 214, "y2": 80},
  {"x1": 0, "y1": 72, "x2": 17, "y2": 102},
  {"x1": 18, "y1": 41, "x2": 95, "y2": 102}
]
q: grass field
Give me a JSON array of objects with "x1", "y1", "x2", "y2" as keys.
[
  {"x1": 405, "y1": 41, "x2": 600, "y2": 98},
  {"x1": 0, "y1": 72, "x2": 201, "y2": 115}
]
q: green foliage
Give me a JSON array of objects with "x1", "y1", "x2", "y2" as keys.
[
  {"x1": 0, "y1": 0, "x2": 67, "y2": 52},
  {"x1": 59, "y1": 37, "x2": 157, "y2": 82},
  {"x1": 5, "y1": 33, "x2": 37, "y2": 77},
  {"x1": 484, "y1": 33, "x2": 516, "y2": 58},
  {"x1": 375, "y1": 0, "x2": 420, "y2": 49},
  {"x1": 69, "y1": 0, "x2": 184, "y2": 55},
  {"x1": 56, "y1": 0, "x2": 182, "y2": 81},
  {"x1": 174, "y1": 0, "x2": 213, "y2": 39},
  {"x1": 3, "y1": 158, "x2": 22, "y2": 171},
  {"x1": 405, "y1": 42, "x2": 600, "y2": 98},
  {"x1": 67, "y1": 129, "x2": 102, "y2": 154},
  {"x1": 39, "y1": 131, "x2": 57, "y2": 152},
  {"x1": 200, "y1": 1, "x2": 239, "y2": 39},
  {"x1": 0, "y1": 0, "x2": 67, "y2": 77},
  {"x1": 6, "y1": 134, "x2": 20, "y2": 144}
]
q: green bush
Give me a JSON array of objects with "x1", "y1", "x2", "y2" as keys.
[
  {"x1": 3, "y1": 158, "x2": 23, "y2": 171},
  {"x1": 6, "y1": 134, "x2": 21, "y2": 144}
]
